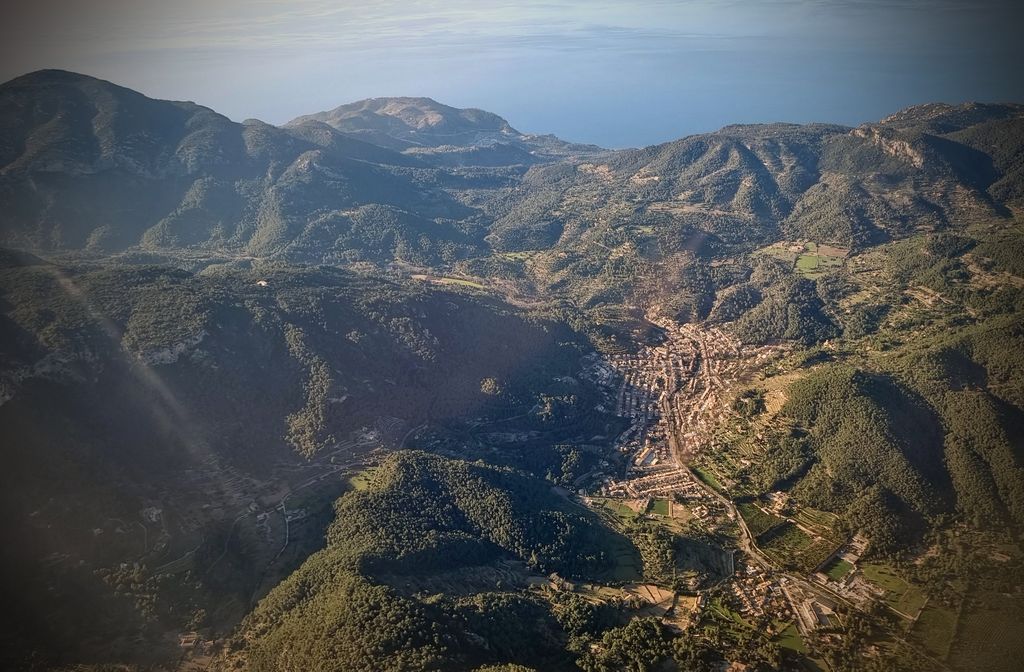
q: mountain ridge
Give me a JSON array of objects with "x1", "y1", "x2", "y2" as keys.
[{"x1": 2, "y1": 70, "x2": 1021, "y2": 265}]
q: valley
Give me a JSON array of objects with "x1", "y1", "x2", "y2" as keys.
[{"x1": 1, "y1": 70, "x2": 1023, "y2": 672}]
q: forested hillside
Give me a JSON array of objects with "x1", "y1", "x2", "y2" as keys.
[
  {"x1": 0, "y1": 253, "x2": 605, "y2": 670},
  {"x1": 223, "y1": 451, "x2": 632, "y2": 672},
  {"x1": 223, "y1": 451, "x2": 772, "y2": 672}
]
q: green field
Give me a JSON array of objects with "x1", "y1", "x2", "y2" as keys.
[
  {"x1": 758, "y1": 523, "x2": 837, "y2": 572},
  {"x1": 496, "y1": 251, "x2": 538, "y2": 261},
  {"x1": 861, "y1": 563, "x2": 928, "y2": 617},
  {"x1": 583, "y1": 499, "x2": 644, "y2": 582},
  {"x1": 591, "y1": 497, "x2": 639, "y2": 521},
  {"x1": 759, "y1": 522, "x2": 812, "y2": 551},
  {"x1": 773, "y1": 621, "x2": 806, "y2": 653},
  {"x1": 756, "y1": 241, "x2": 848, "y2": 279},
  {"x1": 759, "y1": 522, "x2": 812, "y2": 570},
  {"x1": 708, "y1": 597, "x2": 755, "y2": 630},
  {"x1": 824, "y1": 558, "x2": 854, "y2": 581},
  {"x1": 796, "y1": 255, "x2": 820, "y2": 273},
  {"x1": 650, "y1": 498, "x2": 670, "y2": 516},
  {"x1": 911, "y1": 603, "x2": 957, "y2": 658},
  {"x1": 600, "y1": 535, "x2": 644, "y2": 583},
  {"x1": 758, "y1": 243, "x2": 799, "y2": 264},
  {"x1": 436, "y1": 276, "x2": 486, "y2": 289}
]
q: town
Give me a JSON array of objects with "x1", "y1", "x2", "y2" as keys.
[{"x1": 577, "y1": 318, "x2": 874, "y2": 653}]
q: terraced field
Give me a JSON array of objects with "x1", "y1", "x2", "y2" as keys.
[
  {"x1": 758, "y1": 522, "x2": 836, "y2": 572},
  {"x1": 737, "y1": 501, "x2": 784, "y2": 537}
]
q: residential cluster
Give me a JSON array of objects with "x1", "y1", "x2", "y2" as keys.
[{"x1": 579, "y1": 319, "x2": 859, "y2": 644}]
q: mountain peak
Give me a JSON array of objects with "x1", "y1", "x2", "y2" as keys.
[
  {"x1": 287, "y1": 95, "x2": 517, "y2": 145},
  {"x1": 0, "y1": 69, "x2": 157, "y2": 99},
  {"x1": 2, "y1": 68, "x2": 101, "y2": 87},
  {"x1": 286, "y1": 95, "x2": 602, "y2": 160}
]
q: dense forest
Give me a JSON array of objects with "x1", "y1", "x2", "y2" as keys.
[{"x1": 224, "y1": 452, "x2": 633, "y2": 672}]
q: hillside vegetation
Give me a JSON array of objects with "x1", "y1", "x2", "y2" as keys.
[
  {"x1": 224, "y1": 451, "x2": 633, "y2": 672},
  {"x1": 0, "y1": 255, "x2": 601, "y2": 669}
]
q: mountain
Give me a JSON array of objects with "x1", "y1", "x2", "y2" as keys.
[
  {"x1": 0, "y1": 254, "x2": 613, "y2": 669},
  {"x1": 473, "y1": 107, "x2": 1024, "y2": 325},
  {"x1": 3, "y1": 70, "x2": 1024, "y2": 672},
  {"x1": 4, "y1": 70, "x2": 1022, "y2": 295},
  {"x1": 218, "y1": 451, "x2": 635, "y2": 672},
  {"x1": 487, "y1": 110, "x2": 1021, "y2": 253},
  {"x1": 287, "y1": 96, "x2": 605, "y2": 163},
  {"x1": 0, "y1": 71, "x2": 480, "y2": 261}
]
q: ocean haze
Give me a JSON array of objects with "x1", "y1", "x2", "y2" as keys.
[{"x1": 1, "y1": 0, "x2": 1022, "y2": 147}]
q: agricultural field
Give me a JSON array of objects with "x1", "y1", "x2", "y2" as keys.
[
  {"x1": 757, "y1": 520, "x2": 811, "y2": 561},
  {"x1": 435, "y1": 276, "x2": 487, "y2": 289},
  {"x1": 664, "y1": 594, "x2": 700, "y2": 631},
  {"x1": 690, "y1": 465, "x2": 726, "y2": 493},
  {"x1": 590, "y1": 496, "x2": 641, "y2": 521},
  {"x1": 495, "y1": 250, "x2": 539, "y2": 261},
  {"x1": 584, "y1": 498, "x2": 645, "y2": 582},
  {"x1": 911, "y1": 602, "x2": 958, "y2": 659},
  {"x1": 410, "y1": 273, "x2": 487, "y2": 289},
  {"x1": 793, "y1": 507, "x2": 839, "y2": 534},
  {"x1": 756, "y1": 241, "x2": 848, "y2": 279},
  {"x1": 647, "y1": 502, "x2": 695, "y2": 533},
  {"x1": 947, "y1": 592, "x2": 1024, "y2": 672},
  {"x1": 707, "y1": 596, "x2": 755, "y2": 630},
  {"x1": 861, "y1": 563, "x2": 928, "y2": 618},
  {"x1": 599, "y1": 536, "x2": 644, "y2": 583},
  {"x1": 758, "y1": 242, "x2": 800, "y2": 265},
  {"x1": 623, "y1": 583, "x2": 676, "y2": 614},
  {"x1": 666, "y1": 501, "x2": 694, "y2": 526},
  {"x1": 758, "y1": 521, "x2": 811, "y2": 551}
]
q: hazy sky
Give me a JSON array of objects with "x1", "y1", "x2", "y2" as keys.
[{"x1": 2, "y1": 0, "x2": 1022, "y2": 147}]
